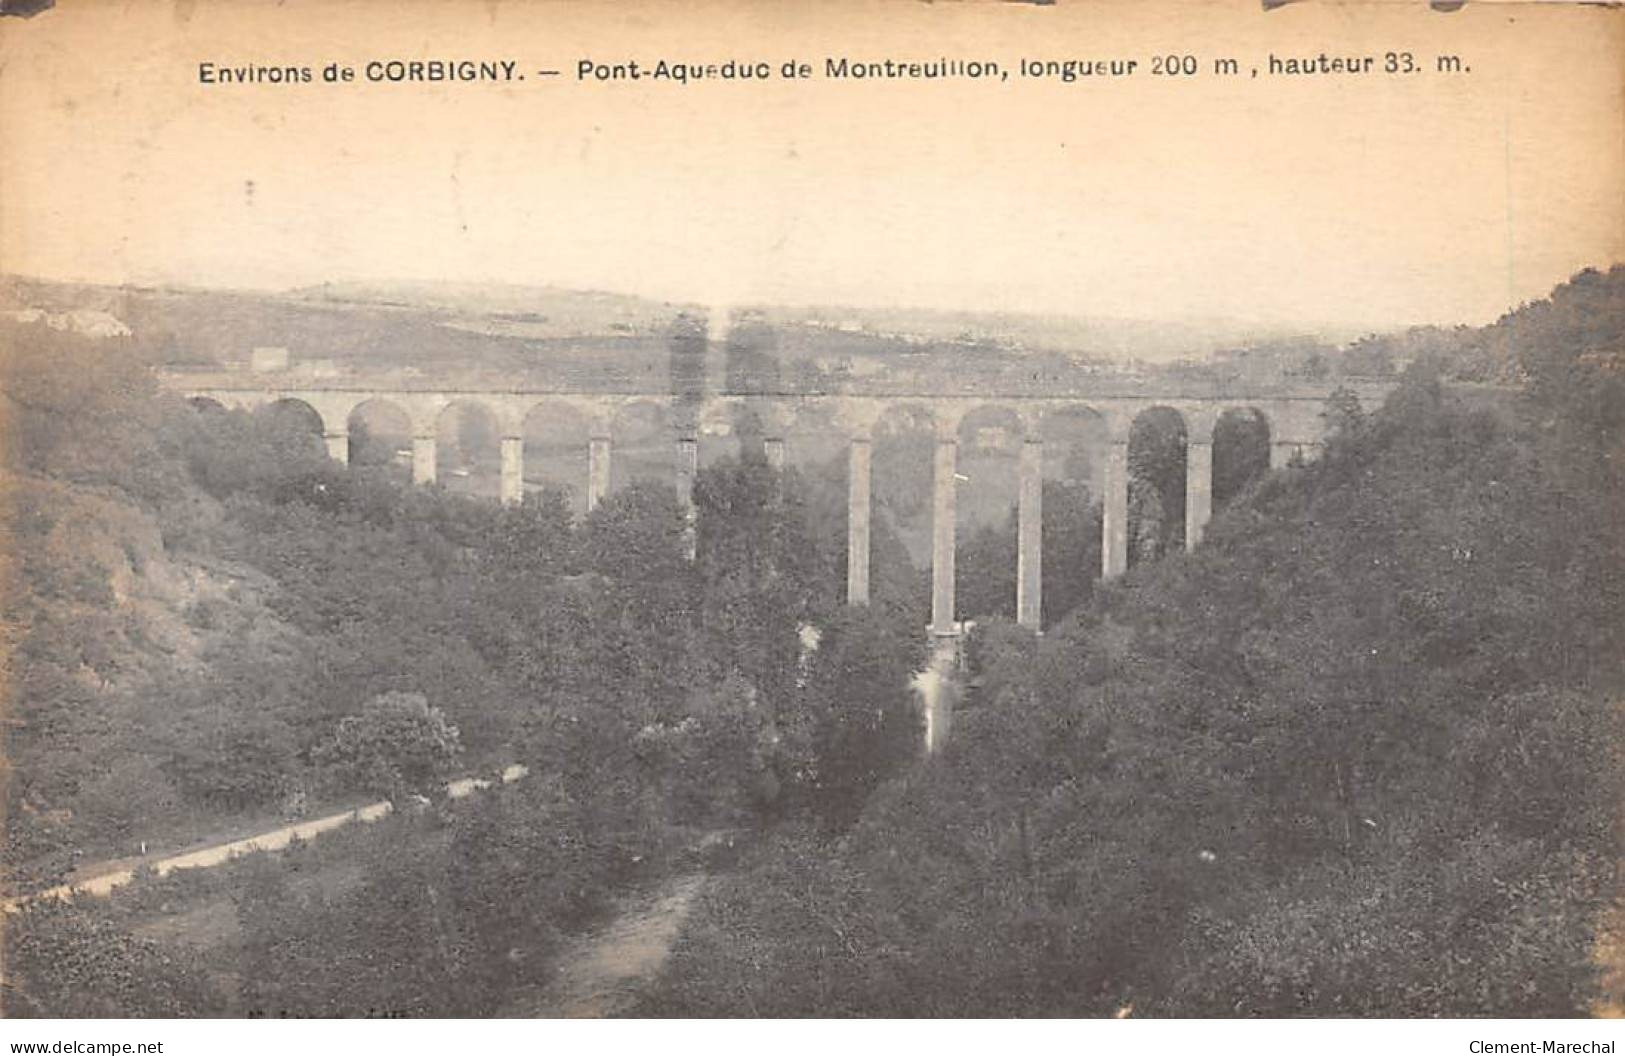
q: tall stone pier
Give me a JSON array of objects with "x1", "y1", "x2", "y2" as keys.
[
  {"x1": 847, "y1": 437, "x2": 872, "y2": 606},
  {"x1": 1185, "y1": 435, "x2": 1213, "y2": 550},
  {"x1": 1016, "y1": 437, "x2": 1043, "y2": 629},
  {"x1": 587, "y1": 435, "x2": 611, "y2": 512},
  {"x1": 931, "y1": 436, "x2": 958, "y2": 636},
  {"x1": 1101, "y1": 436, "x2": 1129, "y2": 579},
  {"x1": 499, "y1": 436, "x2": 523, "y2": 505},
  {"x1": 411, "y1": 435, "x2": 437, "y2": 486},
  {"x1": 676, "y1": 436, "x2": 699, "y2": 558}
]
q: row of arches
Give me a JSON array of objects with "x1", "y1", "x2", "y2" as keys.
[
  {"x1": 191, "y1": 392, "x2": 1293, "y2": 632},
  {"x1": 196, "y1": 394, "x2": 1281, "y2": 528},
  {"x1": 192, "y1": 396, "x2": 679, "y2": 513},
  {"x1": 862, "y1": 402, "x2": 1274, "y2": 569},
  {"x1": 860, "y1": 403, "x2": 1279, "y2": 631}
]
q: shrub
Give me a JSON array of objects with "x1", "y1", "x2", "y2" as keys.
[{"x1": 313, "y1": 692, "x2": 462, "y2": 804}]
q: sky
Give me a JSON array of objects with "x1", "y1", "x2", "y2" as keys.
[{"x1": 1, "y1": 0, "x2": 1621, "y2": 333}]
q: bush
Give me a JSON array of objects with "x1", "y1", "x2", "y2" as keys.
[
  {"x1": 163, "y1": 710, "x2": 300, "y2": 812},
  {"x1": 3, "y1": 898, "x2": 216, "y2": 1017},
  {"x1": 785, "y1": 604, "x2": 926, "y2": 828},
  {"x1": 313, "y1": 692, "x2": 462, "y2": 804}
]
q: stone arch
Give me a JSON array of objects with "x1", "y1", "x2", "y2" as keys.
[
  {"x1": 1266, "y1": 399, "x2": 1325, "y2": 466},
  {"x1": 870, "y1": 401, "x2": 937, "y2": 438},
  {"x1": 773, "y1": 398, "x2": 848, "y2": 485},
  {"x1": 954, "y1": 404, "x2": 1024, "y2": 623},
  {"x1": 347, "y1": 398, "x2": 414, "y2": 481},
  {"x1": 1212, "y1": 406, "x2": 1272, "y2": 512},
  {"x1": 250, "y1": 397, "x2": 328, "y2": 461},
  {"x1": 1037, "y1": 404, "x2": 1110, "y2": 624},
  {"x1": 865, "y1": 401, "x2": 937, "y2": 619},
  {"x1": 696, "y1": 397, "x2": 741, "y2": 470},
  {"x1": 609, "y1": 399, "x2": 677, "y2": 493},
  {"x1": 955, "y1": 404, "x2": 1024, "y2": 529},
  {"x1": 1127, "y1": 405, "x2": 1188, "y2": 568},
  {"x1": 1040, "y1": 404, "x2": 1109, "y2": 492},
  {"x1": 435, "y1": 399, "x2": 502, "y2": 499},
  {"x1": 722, "y1": 397, "x2": 794, "y2": 466},
  {"x1": 265, "y1": 396, "x2": 325, "y2": 435},
  {"x1": 522, "y1": 399, "x2": 593, "y2": 515},
  {"x1": 824, "y1": 396, "x2": 884, "y2": 441},
  {"x1": 763, "y1": 398, "x2": 853, "y2": 575},
  {"x1": 869, "y1": 401, "x2": 937, "y2": 567},
  {"x1": 483, "y1": 397, "x2": 530, "y2": 441}
]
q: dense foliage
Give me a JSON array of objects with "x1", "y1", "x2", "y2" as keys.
[
  {"x1": 641, "y1": 267, "x2": 1625, "y2": 1017},
  {"x1": 1, "y1": 314, "x2": 925, "y2": 1015},
  {"x1": 5, "y1": 265, "x2": 1622, "y2": 1018}
]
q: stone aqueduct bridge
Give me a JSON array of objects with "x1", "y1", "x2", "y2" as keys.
[{"x1": 165, "y1": 371, "x2": 1394, "y2": 637}]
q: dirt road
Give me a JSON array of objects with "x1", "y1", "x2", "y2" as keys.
[
  {"x1": 511, "y1": 873, "x2": 707, "y2": 1018},
  {"x1": 3, "y1": 765, "x2": 527, "y2": 911}
]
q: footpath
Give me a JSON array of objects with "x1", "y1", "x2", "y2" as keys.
[
  {"x1": 2, "y1": 764, "x2": 528, "y2": 912},
  {"x1": 507, "y1": 872, "x2": 708, "y2": 1017}
]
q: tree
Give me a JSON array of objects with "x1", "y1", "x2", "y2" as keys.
[
  {"x1": 313, "y1": 692, "x2": 462, "y2": 804},
  {"x1": 1040, "y1": 480, "x2": 1100, "y2": 626},
  {"x1": 162, "y1": 707, "x2": 300, "y2": 812},
  {"x1": 1127, "y1": 409, "x2": 1186, "y2": 565},
  {"x1": 583, "y1": 481, "x2": 693, "y2": 605},
  {"x1": 171, "y1": 402, "x2": 339, "y2": 505},
  {"x1": 1322, "y1": 385, "x2": 1365, "y2": 442},
  {"x1": 642, "y1": 275, "x2": 1625, "y2": 1013},
  {"x1": 693, "y1": 455, "x2": 833, "y2": 706},
  {"x1": 789, "y1": 604, "x2": 926, "y2": 828},
  {"x1": 955, "y1": 481, "x2": 1100, "y2": 629},
  {"x1": 1211, "y1": 410, "x2": 1271, "y2": 511},
  {"x1": 955, "y1": 516, "x2": 1016, "y2": 623},
  {"x1": 4, "y1": 898, "x2": 215, "y2": 1017}
]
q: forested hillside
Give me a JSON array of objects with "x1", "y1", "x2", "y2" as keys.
[
  {"x1": 640, "y1": 266, "x2": 1625, "y2": 1017},
  {"x1": 0, "y1": 313, "x2": 926, "y2": 1015},
  {"x1": 2, "y1": 267, "x2": 1620, "y2": 1018}
]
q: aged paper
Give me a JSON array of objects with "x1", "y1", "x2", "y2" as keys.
[{"x1": 2, "y1": 0, "x2": 1620, "y2": 315}]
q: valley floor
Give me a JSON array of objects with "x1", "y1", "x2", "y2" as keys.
[{"x1": 506, "y1": 873, "x2": 709, "y2": 1018}]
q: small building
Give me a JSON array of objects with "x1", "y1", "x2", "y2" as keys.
[{"x1": 250, "y1": 346, "x2": 290, "y2": 373}]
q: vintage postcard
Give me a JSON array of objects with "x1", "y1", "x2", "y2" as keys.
[{"x1": 1, "y1": 0, "x2": 1622, "y2": 1040}]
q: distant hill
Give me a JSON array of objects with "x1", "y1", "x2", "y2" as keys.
[
  {"x1": 288, "y1": 279, "x2": 696, "y2": 338},
  {"x1": 749, "y1": 301, "x2": 1365, "y2": 363},
  {"x1": 0, "y1": 275, "x2": 1379, "y2": 382}
]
